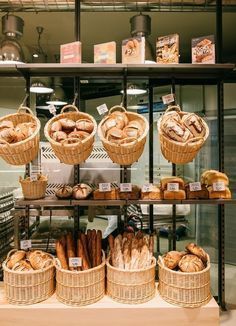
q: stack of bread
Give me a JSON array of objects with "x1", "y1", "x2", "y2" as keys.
[
  {"x1": 55, "y1": 184, "x2": 92, "y2": 200},
  {"x1": 163, "y1": 243, "x2": 208, "y2": 272},
  {"x1": 108, "y1": 231, "x2": 154, "y2": 270},
  {"x1": 101, "y1": 110, "x2": 144, "y2": 145},
  {"x1": 49, "y1": 117, "x2": 94, "y2": 144},
  {"x1": 93, "y1": 187, "x2": 118, "y2": 200},
  {"x1": 0, "y1": 120, "x2": 36, "y2": 144},
  {"x1": 56, "y1": 230, "x2": 102, "y2": 271},
  {"x1": 117, "y1": 185, "x2": 141, "y2": 200},
  {"x1": 141, "y1": 185, "x2": 162, "y2": 200},
  {"x1": 6, "y1": 249, "x2": 53, "y2": 272},
  {"x1": 160, "y1": 177, "x2": 186, "y2": 200},
  {"x1": 201, "y1": 170, "x2": 231, "y2": 199}
]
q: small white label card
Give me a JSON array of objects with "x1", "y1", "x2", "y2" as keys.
[
  {"x1": 213, "y1": 182, "x2": 226, "y2": 192},
  {"x1": 30, "y1": 173, "x2": 38, "y2": 181},
  {"x1": 69, "y1": 257, "x2": 82, "y2": 268},
  {"x1": 142, "y1": 184, "x2": 153, "y2": 193},
  {"x1": 167, "y1": 183, "x2": 179, "y2": 192},
  {"x1": 97, "y1": 103, "x2": 108, "y2": 115},
  {"x1": 20, "y1": 239, "x2": 32, "y2": 250},
  {"x1": 162, "y1": 93, "x2": 175, "y2": 105},
  {"x1": 99, "y1": 183, "x2": 111, "y2": 192},
  {"x1": 120, "y1": 183, "x2": 132, "y2": 192},
  {"x1": 189, "y1": 182, "x2": 202, "y2": 192},
  {"x1": 48, "y1": 104, "x2": 57, "y2": 116}
]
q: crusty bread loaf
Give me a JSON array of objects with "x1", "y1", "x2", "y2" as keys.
[
  {"x1": 141, "y1": 185, "x2": 162, "y2": 200},
  {"x1": 163, "y1": 251, "x2": 186, "y2": 270},
  {"x1": 160, "y1": 177, "x2": 185, "y2": 190},
  {"x1": 162, "y1": 118, "x2": 192, "y2": 142},
  {"x1": 208, "y1": 186, "x2": 231, "y2": 199},
  {"x1": 163, "y1": 189, "x2": 186, "y2": 200},
  {"x1": 178, "y1": 254, "x2": 205, "y2": 272},
  {"x1": 185, "y1": 243, "x2": 208, "y2": 263},
  {"x1": 182, "y1": 113, "x2": 206, "y2": 137},
  {"x1": 201, "y1": 170, "x2": 229, "y2": 186},
  {"x1": 185, "y1": 184, "x2": 209, "y2": 199}
]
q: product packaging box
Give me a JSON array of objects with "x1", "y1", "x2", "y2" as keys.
[
  {"x1": 60, "y1": 41, "x2": 82, "y2": 63},
  {"x1": 156, "y1": 34, "x2": 179, "y2": 64},
  {"x1": 122, "y1": 37, "x2": 145, "y2": 64},
  {"x1": 94, "y1": 41, "x2": 116, "y2": 64},
  {"x1": 192, "y1": 35, "x2": 215, "y2": 64}
]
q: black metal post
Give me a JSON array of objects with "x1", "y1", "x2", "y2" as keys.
[
  {"x1": 216, "y1": 0, "x2": 223, "y2": 63},
  {"x1": 122, "y1": 68, "x2": 128, "y2": 224},
  {"x1": 149, "y1": 80, "x2": 154, "y2": 233},
  {"x1": 75, "y1": 0, "x2": 81, "y2": 42}
]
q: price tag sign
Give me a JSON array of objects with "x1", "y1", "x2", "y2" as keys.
[
  {"x1": 30, "y1": 173, "x2": 38, "y2": 182},
  {"x1": 167, "y1": 183, "x2": 179, "y2": 192},
  {"x1": 20, "y1": 240, "x2": 32, "y2": 250},
  {"x1": 48, "y1": 104, "x2": 57, "y2": 116},
  {"x1": 120, "y1": 183, "x2": 132, "y2": 192},
  {"x1": 69, "y1": 257, "x2": 82, "y2": 268},
  {"x1": 213, "y1": 182, "x2": 226, "y2": 192},
  {"x1": 162, "y1": 93, "x2": 175, "y2": 105},
  {"x1": 189, "y1": 182, "x2": 202, "y2": 192},
  {"x1": 142, "y1": 184, "x2": 153, "y2": 193},
  {"x1": 99, "y1": 183, "x2": 111, "y2": 192},
  {"x1": 97, "y1": 103, "x2": 108, "y2": 115}
]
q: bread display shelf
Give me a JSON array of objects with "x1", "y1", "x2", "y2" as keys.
[{"x1": 15, "y1": 197, "x2": 236, "y2": 207}]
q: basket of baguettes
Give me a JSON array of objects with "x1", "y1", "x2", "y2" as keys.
[
  {"x1": 158, "y1": 243, "x2": 211, "y2": 308},
  {"x1": 55, "y1": 231, "x2": 105, "y2": 306},
  {"x1": 106, "y1": 231, "x2": 156, "y2": 304},
  {"x1": 2, "y1": 249, "x2": 54, "y2": 305},
  {"x1": 19, "y1": 174, "x2": 48, "y2": 200},
  {"x1": 0, "y1": 106, "x2": 40, "y2": 165},
  {"x1": 44, "y1": 105, "x2": 97, "y2": 165},
  {"x1": 157, "y1": 105, "x2": 209, "y2": 164},
  {"x1": 98, "y1": 106, "x2": 149, "y2": 165}
]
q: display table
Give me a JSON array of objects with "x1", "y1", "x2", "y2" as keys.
[{"x1": 0, "y1": 282, "x2": 219, "y2": 326}]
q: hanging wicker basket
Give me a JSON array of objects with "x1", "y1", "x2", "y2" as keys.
[
  {"x1": 0, "y1": 107, "x2": 40, "y2": 165},
  {"x1": 157, "y1": 105, "x2": 209, "y2": 164},
  {"x1": 158, "y1": 255, "x2": 211, "y2": 308},
  {"x1": 2, "y1": 249, "x2": 55, "y2": 305},
  {"x1": 19, "y1": 175, "x2": 48, "y2": 200},
  {"x1": 44, "y1": 105, "x2": 97, "y2": 165},
  {"x1": 106, "y1": 257, "x2": 156, "y2": 304},
  {"x1": 98, "y1": 106, "x2": 149, "y2": 165},
  {"x1": 55, "y1": 253, "x2": 105, "y2": 306}
]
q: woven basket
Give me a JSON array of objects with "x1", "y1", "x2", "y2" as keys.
[
  {"x1": 55, "y1": 253, "x2": 105, "y2": 306},
  {"x1": 98, "y1": 106, "x2": 149, "y2": 165},
  {"x1": 158, "y1": 255, "x2": 211, "y2": 308},
  {"x1": 2, "y1": 249, "x2": 55, "y2": 305},
  {"x1": 19, "y1": 176, "x2": 48, "y2": 200},
  {"x1": 0, "y1": 107, "x2": 40, "y2": 165},
  {"x1": 157, "y1": 106, "x2": 209, "y2": 164},
  {"x1": 44, "y1": 105, "x2": 97, "y2": 165},
  {"x1": 106, "y1": 257, "x2": 156, "y2": 304}
]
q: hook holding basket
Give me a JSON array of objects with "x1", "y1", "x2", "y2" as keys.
[
  {"x1": 20, "y1": 93, "x2": 29, "y2": 108},
  {"x1": 72, "y1": 92, "x2": 79, "y2": 106}
]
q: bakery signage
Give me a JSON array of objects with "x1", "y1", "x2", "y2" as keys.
[
  {"x1": 69, "y1": 257, "x2": 82, "y2": 268},
  {"x1": 20, "y1": 239, "x2": 32, "y2": 250},
  {"x1": 167, "y1": 183, "x2": 179, "y2": 192},
  {"x1": 192, "y1": 35, "x2": 215, "y2": 64},
  {"x1": 99, "y1": 183, "x2": 111, "y2": 192},
  {"x1": 189, "y1": 182, "x2": 202, "y2": 192},
  {"x1": 142, "y1": 184, "x2": 153, "y2": 193},
  {"x1": 162, "y1": 93, "x2": 175, "y2": 105},
  {"x1": 120, "y1": 183, "x2": 132, "y2": 192},
  {"x1": 97, "y1": 103, "x2": 108, "y2": 115},
  {"x1": 213, "y1": 181, "x2": 226, "y2": 192}
]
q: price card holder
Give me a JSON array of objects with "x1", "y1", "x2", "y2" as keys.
[
  {"x1": 20, "y1": 240, "x2": 32, "y2": 250},
  {"x1": 48, "y1": 104, "x2": 57, "y2": 116},
  {"x1": 167, "y1": 183, "x2": 179, "y2": 192},
  {"x1": 120, "y1": 183, "x2": 132, "y2": 192},
  {"x1": 30, "y1": 173, "x2": 38, "y2": 181},
  {"x1": 189, "y1": 182, "x2": 202, "y2": 192},
  {"x1": 99, "y1": 183, "x2": 111, "y2": 192},
  {"x1": 69, "y1": 257, "x2": 82, "y2": 268},
  {"x1": 213, "y1": 182, "x2": 226, "y2": 192},
  {"x1": 142, "y1": 184, "x2": 153, "y2": 193},
  {"x1": 162, "y1": 93, "x2": 175, "y2": 105},
  {"x1": 97, "y1": 103, "x2": 108, "y2": 115}
]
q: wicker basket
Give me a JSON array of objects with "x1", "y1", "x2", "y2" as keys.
[
  {"x1": 98, "y1": 106, "x2": 149, "y2": 165},
  {"x1": 44, "y1": 105, "x2": 97, "y2": 165},
  {"x1": 0, "y1": 107, "x2": 40, "y2": 165},
  {"x1": 106, "y1": 257, "x2": 156, "y2": 304},
  {"x1": 55, "y1": 253, "x2": 105, "y2": 306},
  {"x1": 2, "y1": 249, "x2": 55, "y2": 305},
  {"x1": 158, "y1": 255, "x2": 211, "y2": 308},
  {"x1": 19, "y1": 176, "x2": 48, "y2": 200},
  {"x1": 157, "y1": 106, "x2": 209, "y2": 164}
]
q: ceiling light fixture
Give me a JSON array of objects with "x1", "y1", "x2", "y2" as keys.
[
  {"x1": 46, "y1": 78, "x2": 67, "y2": 106},
  {"x1": 30, "y1": 81, "x2": 53, "y2": 94},
  {"x1": 121, "y1": 84, "x2": 147, "y2": 96},
  {"x1": 32, "y1": 26, "x2": 48, "y2": 63}
]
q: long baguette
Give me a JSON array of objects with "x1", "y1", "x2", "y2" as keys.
[
  {"x1": 87, "y1": 229, "x2": 93, "y2": 263},
  {"x1": 66, "y1": 233, "x2": 77, "y2": 271},
  {"x1": 96, "y1": 230, "x2": 102, "y2": 266},
  {"x1": 56, "y1": 240, "x2": 68, "y2": 270},
  {"x1": 80, "y1": 233, "x2": 91, "y2": 268},
  {"x1": 91, "y1": 229, "x2": 97, "y2": 268},
  {"x1": 77, "y1": 238, "x2": 90, "y2": 270}
]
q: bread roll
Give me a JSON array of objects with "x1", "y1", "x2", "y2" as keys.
[
  {"x1": 72, "y1": 184, "x2": 92, "y2": 200},
  {"x1": 163, "y1": 189, "x2": 186, "y2": 200},
  {"x1": 163, "y1": 251, "x2": 186, "y2": 270},
  {"x1": 0, "y1": 128, "x2": 17, "y2": 143},
  {"x1": 123, "y1": 126, "x2": 140, "y2": 138},
  {"x1": 59, "y1": 118, "x2": 76, "y2": 131},
  {"x1": 208, "y1": 186, "x2": 231, "y2": 199},
  {"x1": 110, "y1": 111, "x2": 129, "y2": 127},
  {"x1": 161, "y1": 177, "x2": 185, "y2": 190},
  {"x1": 68, "y1": 130, "x2": 90, "y2": 140},
  {"x1": 7, "y1": 250, "x2": 26, "y2": 269},
  {"x1": 162, "y1": 119, "x2": 192, "y2": 142},
  {"x1": 56, "y1": 240, "x2": 69, "y2": 270},
  {"x1": 12, "y1": 260, "x2": 33, "y2": 271},
  {"x1": 51, "y1": 120, "x2": 62, "y2": 132},
  {"x1": 182, "y1": 113, "x2": 206, "y2": 137},
  {"x1": 106, "y1": 127, "x2": 124, "y2": 143},
  {"x1": 75, "y1": 119, "x2": 94, "y2": 133},
  {"x1": 185, "y1": 243, "x2": 208, "y2": 263},
  {"x1": 0, "y1": 120, "x2": 14, "y2": 130},
  {"x1": 178, "y1": 254, "x2": 205, "y2": 272},
  {"x1": 52, "y1": 131, "x2": 67, "y2": 142}
]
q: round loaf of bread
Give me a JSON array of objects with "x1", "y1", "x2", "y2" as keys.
[
  {"x1": 185, "y1": 243, "x2": 208, "y2": 263},
  {"x1": 72, "y1": 183, "x2": 92, "y2": 199},
  {"x1": 110, "y1": 111, "x2": 129, "y2": 127},
  {"x1": 163, "y1": 251, "x2": 186, "y2": 270},
  {"x1": 59, "y1": 118, "x2": 76, "y2": 131},
  {"x1": 68, "y1": 130, "x2": 90, "y2": 140},
  {"x1": 0, "y1": 128, "x2": 17, "y2": 143},
  {"x1": 0, "y1": 120, "x2": 14, "y2": 130},
  {"x1": 178, "y1": 254, "x2": 205, "y2": 272},
  {"x1": 7, "y1": 250, "x2": 26, "y2": 269},
  {"x1": 51, "y1": 120, "x2": 62, "y2": 132},
  {"x1": 75, "y1": 119, "x2": 94, "y2": 133},
  {"x1": 56, "y1": 185, "x2": 73, "y2": 199},
  {"x1": 52, "y1": 131, "x2": 67, "y2": 142},
  {"x1": 106, "y1": 127, "x2": 125, "y2": 143},
  {"x1": 123, "y1": 126, "x2": 140, "y2": 138},
  {"x1": 12, "y1": 260, "x2": 33, "y2": 272}
]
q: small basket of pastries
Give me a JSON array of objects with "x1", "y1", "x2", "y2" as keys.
[
  {"x1": 141, "y1": 184, "x2": 162, "y2": 200},
  {"x1": 0, "y1": 106, "x2": 40, "y2": 165},
  {"x1": 44, "y1": 105, "x2": 97, "y2": 165},
  {"x1": 19, "y1": 174, "x2": 48, "y2": 200},
  {"x1": 2, "y1": 249, "x2": 54, "y2": 305},
  {"x1": 157, "y1": 105, "x2": 209, "y2": 164},
  {"x1": 55, "y1": 231, "x2": 105, "y2": 306},
  {"x1": 160, "y1": 177, "x2": 186, "y2": 200},
  {"x1": 117, "y1": 184, "x2": 141, "y2": 200},
  {"x1": 201, "y1": 169, "x2": 231, "y2": 199},
  {"x1": 106, "y1": 231, "x2": 156, "y2": 304},
  {"x1": 158, "y1": 243, "x2": 211, "y2": 307},
  {"x1": 98, "y1": 105, "x2": 149, "y2": 165}
]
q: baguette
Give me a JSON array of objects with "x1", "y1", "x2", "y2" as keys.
[
  {"x1": 91, "y1": 229, "x2": 97, "y2": 268},
  {"x1": 96, "y1": 230, "x2": 102, "y2": 266},
  {"x1": 56, "y1": 240, "x2": 69, "y2": 270},
  {"x1": 80, "y1": 233, "x2": 91, "y2": 269},
  {"x1": 123, "y1": 239, "x2": 131, "y2": 270},
  {"x1": 87, "y1": 229, "x2": 93, "y2": 263},
  {"x1": 108, "y1": 234, "x2": 114, "y2": 253},
  {"x1": 149, "y1": 235, "x2": 154, "y2": 255},
  {"x1": 139, "y1": 244, "x2": 150, "y2": 269},
  {"x1": 66, "y1": 233, "x2": 77, "y2": 271},
  {"x1": 77, "y1": 238, "x2": 90, "y2": 270}
]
